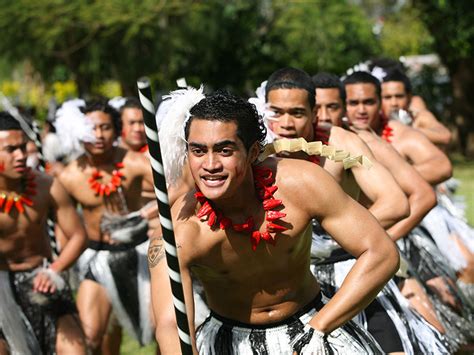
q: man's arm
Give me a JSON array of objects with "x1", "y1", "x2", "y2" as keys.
[
  {"x1": 49, "y1": 177, "x2": 87, "y2": 272},
  {"x1": 150, "y1": 226, "x2": 197, "y2": 354},
  {"x1": 336, "y1": 130, "x2": 409, "y2": 228},
  {"x1": 392, "y1": 123, "x2": 452, "y2": 185},
  {"x1": 413, "y1": 110, "x2": 452, "y2": 146},
  {"x1": 367, "y1": 137, "x2": 437, "y2": 241},
  {"x1": 294, "y1": 162, "x2": 399, "y2": 333}
]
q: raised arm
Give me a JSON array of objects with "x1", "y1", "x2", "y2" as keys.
[
  {"x1": 335, "y1": 130, "x2": 409, "y2": 228},
  {"x1": 296, "y1": 163, "x2": 399, "y2": 333},
  {"x1": 49, "y1": 178, "x2": 87, "y2": 272}
]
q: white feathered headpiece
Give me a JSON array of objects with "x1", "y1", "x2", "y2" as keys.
[
  {"x1": 156, "y1": 86, "x2": 205, "y2": 185},
  {"x1": 108, "y1": 96, "x2": 127, "y2": 112},
  {"x1": 248, "y1": 80, "x2": 278, "y2": 145},
  {"x1": 55, "y1": 99, "x2": 95, "y2": 160}
]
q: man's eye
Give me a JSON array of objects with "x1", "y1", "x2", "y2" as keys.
[
  {"x1": 221, "y1": 149, "x2": 233, "y2": 155},
  {"x1": 272, "y1": 111, "x2": 282, "y2": 117},
  {"x1": 191, "y1": 149, "x2": 204, "y2": 155}
]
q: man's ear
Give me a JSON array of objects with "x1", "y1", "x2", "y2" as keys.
[{"x1": 249, "y1": 142, "x2": 261, "y2": 163}]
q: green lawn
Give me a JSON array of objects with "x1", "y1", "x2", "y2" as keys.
[
  {"x1": 120, "y1": 333, "x2": 156, "y2": 355},
  {"x1": 120, "y1": 155, "x2": 474, "y2": 355},
  {"x1": 452, "y1": 155, "x2": 474, "y2": 225}
]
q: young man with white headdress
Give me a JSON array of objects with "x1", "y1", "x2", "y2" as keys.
[
  {"x1": 56, "y1": 100, "x2": 156, "y2": 354},
  {"x1": 0, "y1": 111, "x2": 87, "y2": 355},
  {"x1": 150, "y1": 88, "x2": 399, "y2": 354}
]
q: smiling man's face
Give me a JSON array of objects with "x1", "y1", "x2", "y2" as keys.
[{"x1": 187, "y1": 119, "x2": 253, "y2": 202}]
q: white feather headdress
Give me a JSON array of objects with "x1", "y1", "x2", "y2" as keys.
[
  {"x1": 55, "y1": 99, "x2": 95, "y2": 160},
  {"x1": 247, "y1": 80, "x2": 278, "y2": 145},
  {"x1": 156, "y1": 86, "x2": 205, "y2": 185},
  {"x1": 108, "y1": 96, "x2": 127, "y2": 111}
]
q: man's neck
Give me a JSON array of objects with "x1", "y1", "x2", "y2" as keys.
[
  {"x1": 0, "y1": 175, "x2": 23, "y2": 192},
  {"x1": 120, "y1": 140, "x2": 146, "y2": 153},
  {"x1": 211, "y1": 168, "x2": 258, "y2": 217},
  {"x1": 86, "y1": 147, "x2": 117, "y2": 167}
]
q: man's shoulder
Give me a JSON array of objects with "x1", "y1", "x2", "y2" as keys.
[
  {"x1": 122, "y1": 148, "x2": 149, "y2": 173},
  {"x1": 57, "y1": 158, "x2": 85, "y2": 187},
  {"x1": 330, "y1": 126, "x2": 367, "y2": 152}
]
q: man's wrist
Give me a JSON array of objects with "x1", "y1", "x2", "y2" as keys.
[{"x1": 305, "y1": 324, "x2": 326, "y2": 338}]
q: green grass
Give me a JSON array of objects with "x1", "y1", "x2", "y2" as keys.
[
  {"x1": 451, "y1": 154, "x2": 474, "y2": 225},
  {"x1": 119, "y1": 155, "x2": 474, "y2": 355},
  {"x1": 120, "y1": 333, "x2": 156, "y2": 355}
]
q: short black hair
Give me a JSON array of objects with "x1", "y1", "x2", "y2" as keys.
[
  {"x1": 382, "y1": 69, "x2": 412, "y2": 94},
  {"x1": 82, "y1": 100, "x2": 122, "y2": 135},
  {"x1": 120, "y1": 97, "x2": 142, "y2": 114},
  {"x1": 343, "y1": 71, "x2": 381, "y2": 99},
  {"x1": 185, "y1": 90, "x2": 266, "y2": 153},
  {"x1": 369, "y1": 57, "x2": 405, "y2": 72},
  {"x1": 265, "y1": 67, "x2": 316, "y2": 109},
  {"x1": 0, "y1": 111, "x2": 22, "y2": 131},
  {"x1": 312, "y1": 72, "x2": 346, "y2": 102}
]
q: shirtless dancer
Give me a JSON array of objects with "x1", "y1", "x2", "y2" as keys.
[
  {"x1": 367, "y1": 59, "x2": 452, "y2": 148},
  {"x1": 380, "y1": 68, "x2": 452, "y2": 147},
  {"x1": 343, "y1": 72, "x2": 473, "y2": 349},
  {"x1": 0, "y1": 112, "x2": 87, "y2": 355},
  {"x1": 58, "y1": 101, "x2": 155, "y2": 353},
  {"x1": 380, "y1": 69, "x2": 474, "y2": 308},
  {"x1": 264, "y1": 68, "x2": 448, "y2": 353},
  {"x1": 152, "y1": 90, "x2": 399, "y2": 354}
]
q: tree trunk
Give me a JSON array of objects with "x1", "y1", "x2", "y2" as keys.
[{"x1": 450, "y1": 59, "x2": 474, "y2": 156}]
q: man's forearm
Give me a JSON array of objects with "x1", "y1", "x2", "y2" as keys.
[
  {"x1": 386, "y1": 191, "x2": 436, "y2": 241},
  {"x1": 368, "y1": 199, "x2": 408, "y2": 229},
  {"x1": 308, "y1": 245, "x2": 399, "y2": 333},
  {"x1": 413, "y1": 157, "x2": 452, "y2": 185},
  {"x1": 50, "y1": 233, "x2": 86, "y2": 272}
]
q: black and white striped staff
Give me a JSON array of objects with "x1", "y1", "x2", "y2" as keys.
[{"x1": 137, "y1": 78, "x2": 193, "y2": 355}]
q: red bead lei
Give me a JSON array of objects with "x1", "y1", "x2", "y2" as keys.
[
  {"x1": 0, "y1": 168, "x2": 36, "y2": 215},
  {"x1": 194, "y1": 166, "x2": 288, "y2": 251},
  {"x1": 380, "y1": 116, "x2": 393, "y2": 143},
  {"x1": 88, "y1": 162, "x2": 125, "y2": 197}
]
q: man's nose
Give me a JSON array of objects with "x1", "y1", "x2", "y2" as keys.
[
  {"x1": 203, "y1": 153, "x2": 222, "y2": 172},
  {"x1": 357, "y1": 102, "x2": 367, "y2": 112},
  {"x1": 318, "y1": 107, "x2": 330, "y2": 122},
  {"x1": 94, "y1": 126, "x2": 104, "y2": 138},
  {"x1": 278, "y1": 114, "x2": 295, "y2": 129}
]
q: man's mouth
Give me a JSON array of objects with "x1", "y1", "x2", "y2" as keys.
[
  {"x1": 278, "y1": 133, "x2": 297, "y2": 139},
  {"x1": 201, "y1": 175, "x2": 227, "y2": 187},
  {"x1": 14, "y1": 165, "x2": 26, "y2": 172}
]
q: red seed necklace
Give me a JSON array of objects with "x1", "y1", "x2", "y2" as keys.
[
  {"x1": 194, "y1": 165, "x2": 288, "y2": 251},
  {"x1": 88, "y1": 162, "x2": 125, "y2": 197},
  {"x1": 0, "y1": 168, "x2": 36, "y2": 215}
]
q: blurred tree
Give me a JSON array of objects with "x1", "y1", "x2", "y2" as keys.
[
  {"x1": 263, "y1": 0, "x2": 380, "y2": 80},
  {"x1": 379, "y1": 7, "x2": 434, "y2": 58},
  {"x1": 0, "y1": 0, "x2": 380, "y2": 98},
  {"x1": 413, "y1": 0, "x2": 474, "y2": 155}
]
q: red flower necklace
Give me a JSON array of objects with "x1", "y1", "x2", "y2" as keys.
[
  {"x1": 380, "y1": 116, "x2": 393, "y2": 143},
  {"x1": 88, "y1": 162, "x2": 125, "y2": 197},
  {"x1": 194, "y1": 166, "x2": 288, "y2": 251},
  {"x1": 0, "y1": 168, "x2": 36, "y2": 215}
]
